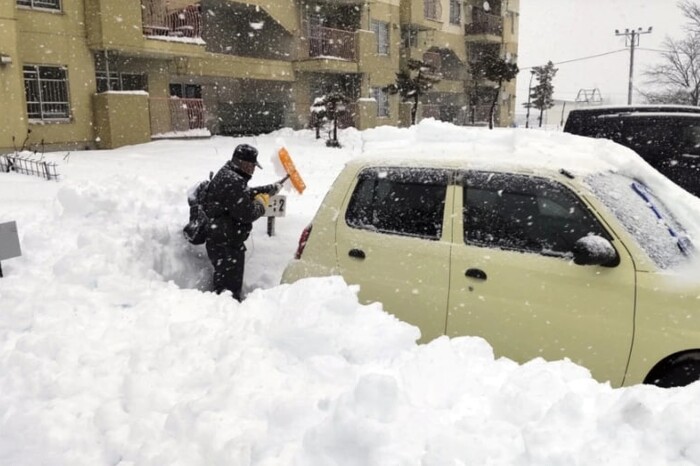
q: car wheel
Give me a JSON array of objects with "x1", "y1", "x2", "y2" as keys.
[{"x1": 650, "y1": 361, "x2": 700, "y2": 388}]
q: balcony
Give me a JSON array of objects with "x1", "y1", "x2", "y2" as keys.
[
  {"x1": 141, "y1": 0, "x2": 202, "y2": 39},
  {"x1": 308, "y1": 24, "x2": 356, "y2": 61},
  {"x1": 465, "y1": 7, "x2": 503, "y2": 36}
]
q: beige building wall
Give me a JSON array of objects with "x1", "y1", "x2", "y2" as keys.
[
  {"x1": 4, "y1": 0, "x2": 97, "y2": 151},
  {"x1": 1, "y1": 0, "x2": 519, "y2": 152},
  {"x1": 0, "y1": 4, "x2": 26, "y2": 151}
]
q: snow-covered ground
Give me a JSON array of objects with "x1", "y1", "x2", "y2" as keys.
[{"x1": 1, "y1": 121, "x2": 700, "y2": 465}]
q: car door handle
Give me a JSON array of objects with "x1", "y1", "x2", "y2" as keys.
[
  {"x1": 465, "y1": 268, "x2": 487, "y2": 280},
  {"x1": 348, "y1": 249, "x2": 366, "y2": 259}
]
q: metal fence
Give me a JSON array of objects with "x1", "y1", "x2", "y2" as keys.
[
  {"x1": 141, "y1": 0, "x2": 202, "y2": 38},
  {"x1": 0, "y1": 154, "x2": 59, "y2": 181}
]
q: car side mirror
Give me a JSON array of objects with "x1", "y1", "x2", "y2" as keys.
[{"x1": 573, "y1": 235, "x2": 620, "y2": 267}]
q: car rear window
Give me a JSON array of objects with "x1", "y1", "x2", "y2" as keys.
[{"x1": 345, "y1": 167, "x2": 448, "y2": 240}]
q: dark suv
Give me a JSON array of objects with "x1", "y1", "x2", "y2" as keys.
[{"x1": 564, "y1": 105, "x2": 700, "y2": 197}]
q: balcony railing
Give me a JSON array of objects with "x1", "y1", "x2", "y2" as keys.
[
  {"x1": 308, "y1": 25, "x2": 356, "y2": 61},
  {"x1": 465, "y1": 7, "x2": 503, "y2": 35},
  {"x1": 141, "y1": 0, "x2": 202, "y2": 39},
  {"x1": 149, "y1": 97, "x2": 206, "y2": 135}
]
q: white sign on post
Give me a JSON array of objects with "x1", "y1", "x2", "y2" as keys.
[
  {"x1": 0, "y1": 221, "x2": 21, "y2": 277},
  {"x1": 264, "y1": 195, "x2": 287, "y2": 217},
  {"x1": 0, "y1": 221, "x2": 21, "y2": 261}
]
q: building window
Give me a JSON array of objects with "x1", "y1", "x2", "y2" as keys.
[
  {"x1": 169, "y1": 83, "x2": 202, "y2": 99},
  {"x1": 23, "y1": 65, "x2": 70, "y2": 121},
  {"x1": 94, "y1": 53, "x2": 148, "y2": 93},
  {"x1": 96, "y1": 72, "x2": 147, "y2": 93},
  {"x1": 449, "y1": 0, "x2": 461, "y2": 24},
  {"x1": 371, "y1": 20, "x2": 390, "y2": 55},
  {"x1": 17, "y1": 0, "x2": 61, "y2": 10},
  {"x1": 372, "y1": 87, "x2": 390, "y2": 118},
  {"x1": 424, "y1": 0, "x2": 441, "y2": 21}
]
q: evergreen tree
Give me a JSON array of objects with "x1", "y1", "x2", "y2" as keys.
[
  {"x1": 386, "y1": 59, "x2": 441, "y2": 125},
  {"x1": 529, "y1": 61, "x2": 558, "y2": 128},
  {"x1": 311, "y1": 92, "x2": 349, "y2": 148},
  {"x1": 470, "y1": 52, "x2": 519, "y2": 129}
]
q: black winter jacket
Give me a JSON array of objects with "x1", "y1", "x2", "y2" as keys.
[{"x1": 203, "y1": 161, "x2": 277, "y2": 246}]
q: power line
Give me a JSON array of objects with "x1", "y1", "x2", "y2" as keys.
[{"x1": 520, "y1": 49, "x2": 628, "y2": 70}]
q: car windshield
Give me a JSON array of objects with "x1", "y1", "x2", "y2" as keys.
[{"x1": 586, "y1": 173, "x2": 694, "y2": 269}]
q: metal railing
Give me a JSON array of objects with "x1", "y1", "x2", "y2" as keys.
[
  {"x1": 308, "y1": 25, "x2": 356, "y2": 61},
  {"x1": 141, "y1": 0, "x2": 201, "y2": 38},
  {"x1": 149, "y1": 97, "x2": 206, "y2": 135},
  {"x1": 0, "y1": 154, "x2": 59, "y2": 181},
  {"x1": 465, "y1": 7, "x2": 503, "y2": 35}
]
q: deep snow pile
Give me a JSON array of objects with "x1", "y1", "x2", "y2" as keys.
[{"x1": 1, "y1": 121, "x2": 700, "y2": 465}]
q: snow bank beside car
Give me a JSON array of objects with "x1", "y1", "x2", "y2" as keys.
[{"x1": 2, "y1": 121, "x2": 700, "y2": 464}]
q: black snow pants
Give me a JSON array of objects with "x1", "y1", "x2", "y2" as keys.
[{"x1": 205, "y1": 241, "x2": 246, "y2": 301}]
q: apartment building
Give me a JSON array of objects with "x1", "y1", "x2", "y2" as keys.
[{"x1": 0, "y1": 0, "x2": 518, "y2": 152}]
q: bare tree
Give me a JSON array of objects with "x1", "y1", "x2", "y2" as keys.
[
  {"x1": 680, "y1": 0, "x2": 700, "y2": 30},
  {"x1": 643, "y1": 1, "x2": 700, "y2": 105}
]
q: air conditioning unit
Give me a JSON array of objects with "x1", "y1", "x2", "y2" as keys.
[{"x1": 0, "y1": 54, "x2": 12, "y2": 65}]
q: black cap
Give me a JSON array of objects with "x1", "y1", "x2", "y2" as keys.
[{"x1": 232, "y1": 144, "x2": 262, "y2": 169}]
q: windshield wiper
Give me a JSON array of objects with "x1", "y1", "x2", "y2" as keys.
[{"x1": 631, "y1": 182, "x2": 692, "y2": 256}]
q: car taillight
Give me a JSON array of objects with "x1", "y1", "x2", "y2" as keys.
[{"x1": 294, "y1": 224, "x2": 313, "y2": 259}]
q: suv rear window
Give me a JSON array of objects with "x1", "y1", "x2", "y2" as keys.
[{"x1": 345, "y1": 167, "x2": 448, "y2": 239}]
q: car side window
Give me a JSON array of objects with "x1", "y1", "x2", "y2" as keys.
[
  {"x1": 346, "y1": 168, "x2": 448, "y2": 240},
  {"x1": 463, "y1": 172, "x2": 609, "y2": 256}
]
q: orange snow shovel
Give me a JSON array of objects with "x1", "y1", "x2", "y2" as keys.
[{"x1": 278, "y1": 147, "x2": 306, "y2": 194}]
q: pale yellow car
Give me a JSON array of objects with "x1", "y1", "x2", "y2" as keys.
[{"x1": 282, "y1": 151, "x2": 700, "y2": 388}]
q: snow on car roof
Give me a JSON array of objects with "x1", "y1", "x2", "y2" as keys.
[
  {"x1": 355, "y1": 119, "x2": 700, "y2": 251},
  {"x1": 358, "y1": 119, "x2": 643, "y2": 177}
]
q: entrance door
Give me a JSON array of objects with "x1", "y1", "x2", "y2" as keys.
[{"x1": 447, "y1": 171, "x2": 636, "y2": 386}]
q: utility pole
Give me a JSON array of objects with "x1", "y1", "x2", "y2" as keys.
[{"x1": 615, "y1": 27, "x2": 653, "y2": 105}]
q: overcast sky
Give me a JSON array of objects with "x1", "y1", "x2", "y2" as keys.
[{"x1": 516, "y1": 0, "x2": 688, "y2": 108}]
